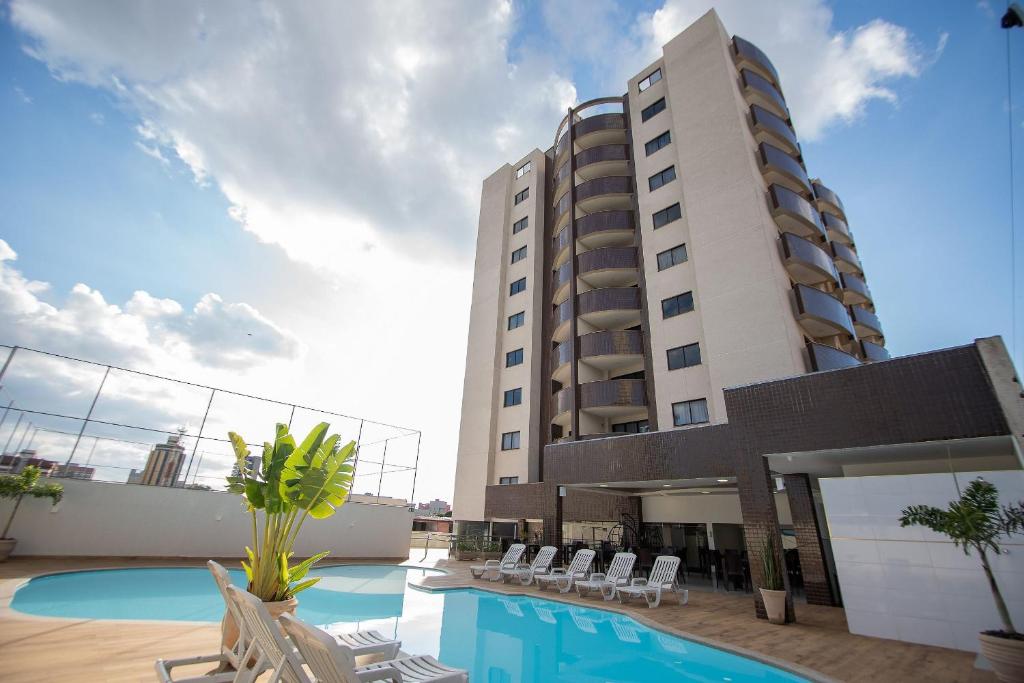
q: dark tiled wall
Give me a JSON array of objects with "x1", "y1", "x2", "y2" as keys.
[{"x1": 784, "y1": 473, "x2": 836, "y2": 606}]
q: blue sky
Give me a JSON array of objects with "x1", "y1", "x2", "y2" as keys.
[{"x1": 0, "y1": 0, "x2": 1021, "y2": 500}]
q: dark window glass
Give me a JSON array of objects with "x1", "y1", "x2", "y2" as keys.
[
  {"x1": 514, "y1": 188, "x2": 529, "y2": 204},
  {"x1": 506, "y1": 348, "x2": 524, "y2": 367},
  {"x1": 501, "y1": 431, "x2": 521, "y2": 450},
  {"x1": 511, "y1": 245, "x2": 527, "y2": 264},
  {"x1": 661, "y1": 291, "x2": 694, "y2": 319},
  {"x1": 499, "y1": 476, "x2": 519, "y2": 485},
  {"x1": 512, "y1": 217, "x2": 529, "y2": 234},
  {"x1": 644, "y1": 131, "x2": 671, "y2": 156},
  {"x1": 641, "y1": 97, "x2": 666, "y2": 122},
  {"x1": 656, "y1": 243, "x2": 688, "y2": 271},
  {"x1": 638, "y1": 68, "x2": 662, "y2": 92},
  {"x1": 503, "y1": 388, "x2": 522, "y2": 407},
  {"x1": 509, "y1": 277, "x2": 526, "y2": 295},
  {"x1": 612, "y1": 420, "x2": 650, "y2": 434},
  {"x1": 648, "y1": 165, "x2": 677, "y2": 191},
  {"x1": 672, "y1": 398, "x2": 709, "y2": 426},
  {"x1": 653, "y1": 203, "x2": 682, "y2": 229},
  {"x1": 515, "y1": 161, "x2": 532, "y2": 178},
  {"x1": 508, "y1": 311, "x2": 525, "y2": 329},
  {"x1": 667, "y1": 343, "x2": 701, "y2": 370}
]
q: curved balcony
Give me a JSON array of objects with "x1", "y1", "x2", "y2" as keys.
[
  {"x1": 770, "y1": 184, "x2": 825, "y2": 238},
  {"x1": 577, "y1": 246, "x2": 639, "y2": 290},
  {"x1": 831, "y1": 241, "x2": 862, "y2": 274},
  {"x1": 579, "y1": 330, "x2": 644, "y2": 374},
  {"x1": 575, "y1": 176, "x2": 633, "y2": 214},
  {"x1": 794, "y1": 284, "x2": 855, "y2": 339},
  {"x1": 579, "y1": 379, "x2": 648, "y2": 417},
  {"x1": 860, "y1": 339, "x2": 890, "y2": 362},
  {"x1": 573, "y1": 112, "x2": 627, "y2": 149},
  {"x1": 807, "y1": 342, "x2": 862, "y2": 372},
  {"x1": 759, "y1": 142, "x2": 811, "y2": 196},
  {"x1": 552, "y1": 260, "x2": 572, "y2": 305},
  {"x1": 552, "y1": 225, "x2": 571, "y2": 268},
  {"x1": 553, "y1": 160, "x2": 571, "y2": 198},
  {"x1": 555, "y1": 131, "x2": 570, "y2": 162},
  {"x1": 552, "y1": 386, "x2": 573, "y2": 427},
  {"x1": 552, "y1": 299, "x2": 573, "y2": 343},
  {"x1": 851, "y1": 305, "x2": 883, "y2": 341},
  {"x1": 576, "y1": 210, "x2": 635, "y2": 251},
  {"x1": 577, "y1": 287, "x2": 642, "y2": 330},
  {"x1": 553, "y1": 190, "x2": 572, "y2": 232},
  {"x1": 551, "y1": 341, "x2": 573, "y2": 384},
  {"x1": 839, "y1": 272, "x2": 872, "y2": 306},
  {"x1": 750, "y1": 105, "x2": 799, "y2": 156},
  {"x1": 732, "y1": 35, "x2": 780, "y2": 86},
  {"x1": 781, "y1": 232, "x2": 839, "y2": 286},
  {"x1": 822, "y1": 211, "x2": 852, "y2": 245},
  {"x1": 575, "y1": 144, "x2": 630, "y2": 181},
  {"x1": 812, "y1": 181, "x2": 846, "y2": 219},
  {"x1": 740, "y1": 69, "x2": 788, "y2": 119}
]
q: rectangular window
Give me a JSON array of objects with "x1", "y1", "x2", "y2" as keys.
[
  {"x1": 672, "y1": 398, "x2": 709, "y2": 427},
  {"x1": 501, "y1": 431, "x2": 521, "y2": 450},
  {"x1": 509, "y1": 277, "x2": 526, "y2": 296},
  {"x1": 499, "y1": 476, "x2": 519, "y2": 485},
  {"x1": 653, "y1": 203, "x2": 682, "y2": 229},
  {"x1": 511, "y1": 245, "x2": 527, "y2": 264},
  {"x1": 514, "y1": 188, "x2": 529, "y2": 205},
  {"x1": 512, "y1": 216, "x2": 528, "y2": 234},
  {"x1": 662, "y1": 291, "x2": 694, "y2": 319},
  {"x1": 648, "y1": 166, "x2": 677, "y2": 191},
  {"x1": 503, "y1": 388, "x2": 522, "y2": 407},
  {"x1": 638, "y1": 68, "x2": 662, "y2": 92},
  {"x1": 515, "y1": 161, "x2": 532, "y2": 178},
  {"x1": 641, "y1": 97, "x2": 666, "y2": 122},
  {"x1": 656, "y1": 243, "x2": 688, "y2": 271},
  {"x1": 644, "y1": 131, "x2": 671, "y2": 156},
  {"x1": 505, "y1": 348, "x2": 523, "y2": 367},
  {"x1": 612, "y1": 420, "x2": 650, "y2": 434},
  {"x1": 508, "y1": 311, "x2": 525, "y2": 329},
  {"x1": 667, "y1": 343, "x2": 701, "y2": 370}
]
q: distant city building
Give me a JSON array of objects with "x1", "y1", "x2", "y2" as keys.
[
  {"x1": 127, "y1": 469, "x2": 143, "y2": 484},
  {"x1": 230, "y1": 454, "x2": 262, "y2": 478},
  {"x1": 416, "y1": 499, "x2": 451, "y2": 515},
  {"x1": 412, "y1": 516, "x2": 453, "y2": 533},
  {"x1": 0, "y1": 450, "x2": 94, "y2": 480},
  {"x1": 140, "y1": 434, "x2": 187, "y2": 487}
]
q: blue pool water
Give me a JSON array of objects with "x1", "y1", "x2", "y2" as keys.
[{"x1": 12, "y1": 566, "x2": 806, "y2": 682}]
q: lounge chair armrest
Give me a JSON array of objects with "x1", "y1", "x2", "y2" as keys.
[
  {"x1": 588, "y1": 573, "x2": 606, "y2": 582},
  {"x1": 512, "y1": 562, "x2": 531, "y2": 570},
  {"x1": 549, "y1": 568, "x2": 568, "y2": 575},
  {"x1": 482, "y1": 559, "x2": 500, "y2": 567},
  {"x1": 613, "y1": 577, "x2": 631, "y2": 586},
  {"x1": 357, "y1": 666, "x2": 404, "y2": 683},
  {"x1": 630, "y1": 578, "x2": 648, "y2": 586}
]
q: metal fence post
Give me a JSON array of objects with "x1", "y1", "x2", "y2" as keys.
[
  {"x1": 351, "y1": 419, "x2": 364, "y2": 477},
  {"x1": 0, "y1": 400, "x2": 13, "y2": 434},
  {"x1": 183, "y1": 388, "x2": 216, "y2": 487},
  {"x1": 287, "y1": 404, "x2": 296, "y2": 429},
  {"x1": 63, "y1": 366, "x2": 110, "y2": 475},
  {"x1": 376, "y1": 439, "x2": 389, "y2": 503},
  {"x1": 0, "y1": 346, "x2": 18, "y2": 386},
  {"x1": 14, "y1": 422, "x2": 32, "y2": 455},
  {"x1": 24, "y1": 425, "x2": 38, "y2": 451},
  {"x1": 409, "y1": 431, "x2": 422, "y2": 505},
  {"x1": 3, "y1": 412, "x2": 24, "y2": 454}
]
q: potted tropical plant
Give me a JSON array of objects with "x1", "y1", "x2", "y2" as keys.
[
  {"x1": 0, "y1": 465, "x2": 63, "y2": 561},
  {"x1": 900, "y1": 478, "x2": 1024, "y2": 682},
  {"x1": 223, "y1": 422, "x2": 355, "y2": 647},
  {"x1": 758, "y1": 533, "x2": 787, "y2": 624}
]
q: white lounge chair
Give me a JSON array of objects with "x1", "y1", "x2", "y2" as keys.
[
  {"x1": 574, "y1": 552, "x2": 636, "y2": 601},
  {"x1": 469, "y1": 543, "x2": 525, "y2": 581},
  {"x1": 615, "y1": 555, "x2": 688, "y2": 608},
  {"x1": 500, "y1": 545, "x2": 557, "y2": 585},
  {"x1": 280, "y1": 611, "x2": 468, "y2": 683},
  {"x1": 534, "y1": 548, "x2": 595, "y2": 594}
]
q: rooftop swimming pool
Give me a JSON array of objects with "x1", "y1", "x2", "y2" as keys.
[{"x1": 12, "y1": 565, "x2": 807, "y2": 682}]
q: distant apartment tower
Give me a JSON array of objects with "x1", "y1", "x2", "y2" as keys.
[
  {"x1": 140, "y1": 434, "x2": 187, "y2": 487},
  {"x1": 417, "y1": 499, "x2": 451, "y2": 516},
  {"x1": 453, "y1": 11, "x2": 887, "y2": 522},
  {"x1": 230, "y1": 454, "x2": 262, "y2": 479}
]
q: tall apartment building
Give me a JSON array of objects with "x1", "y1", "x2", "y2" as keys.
[{"x1": 139, "y1": 433, "x2": 186, "y2": 487}]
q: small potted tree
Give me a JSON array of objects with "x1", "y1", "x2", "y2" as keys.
[
  {"x1": 759, "y1": 533, "x2": 787, "y2": 624},
  {"x1": 900, "y1": 478, "x2": 1024, "y2": 682},
  {"x1": 0, "y1": 465, "x2": 64, "y2": 561}
]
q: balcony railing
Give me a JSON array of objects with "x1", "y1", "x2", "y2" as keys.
[
  {"x1": 839, "y1": 272, "x2": 872, "y2": 305},
  {"x1": 577, "y1": 287, "x2": 642, "y2": 316},
  {"x1": 740, "y1": 68, "x2": 788, "y2": 118},
  {"x1": 576, "y1": 144, "x2": 630, "y2": 170},
  {"x1": 770, "y1": 184, "x2": 825, "y2": 238},
  {"x1": 812, "y1": 181, "x2": 846, "y2": 218},
  {"x1": 577, "y1": 246, "x2": 638, "y2": 276},
  {"x1": 860, "y1": 339, "x2": 890, "y2": 362},
  {"x1": 759, "y1": 142, "x2": 811, "y2": 196},
  {"x1": 751, "y1": 105, "x2": 799, "y2": 155},
  {"x1": 794, "y1": 284, "x2": 855, "y2": 338},
  {"x1": 781, "y1": 232, "x2": 839, "y2": 285},
  {"x1": 851, "y1": 305, "x2": 883, "y2": 339},
  {"x1": 552, "y1": 341, "x2": 573, "y2": 370},
  {"x1": 552, "y1": 387, "x2": 573, "y2": 418},
  {"x1": 553, "y1": 299, "x2": 573, "y2": 328},
  {"x1": 733, "y1": 35, "x2": 780, "y2": 84},
  {"x1": 576, "y1": 176, "x2": 633, "y2": 202},
  {"x1": 579, "y1": 379, "x2": 648, "y2": 411},
  {"x1": 831, "y1": 241, "x2": 862, "y2": 274},
  {"x1": 552, "y1": 225, "x2": 571, "y2": 259},
  {"x1": 579, "y1": 329, "x2": 644, "y2": 359},
  {"x1": 822, "y1": 211, "x2": 852, "y2": 245},
  {"x1": 807, "y1": 342, "x2": 862, "y2": 372},
  {"x1": 573, "y1": 112, "x2": 626, "y2": 141},
  {"x1": 576, "y1": 210, "x2": 635, "y2": 241},
  {"x1": 552, "y1": 260, "x2": 572, "y2": 302}
]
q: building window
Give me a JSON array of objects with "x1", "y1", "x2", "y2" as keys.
[
  {"x1": 515, "y1": 161, "x2": 532, "y2": 178},
  {"x1": 662, "y1": 291, "x2": 694, "y2": 319},
  {"x1": 667, "y1": 343, "x2": 701, "y2": 370},
  {"x1": 672, "y1": 398, "x2": 709, "y2": 426},
  {"x1": 501, "y1": 431, "x2": 521, "y2": 450},
  {"x1": 510, "y1": 277, "x2": 526, "y2": 296},
  {"x1": 508, "y1": 311, "x2": 525, "y2": 329},
  {"x1": 612, "y1": 420, "x2": 650, "y2": 434},
  {"x1": 499, "y1": 476, "x2": 519, "y2": 485},
  {"x1": 652, "y1": 203, "x2": 682, "y2": 229},
  {"x1": 648, "y1": 166, "x2": 677, "y2": 191},
  {"x1": 644, "y1": 131, "x2": 671, "y2": 156},
  {"x1": 506, "y1": 348, "x2": 524, "y2": 367},
  {"x1": 641, "y1": 97, "x2": 666, "y2": 122},
  {"x1": 638, "y1": 68, "x2": 662, "y2": 92},
  {"x1": 656, "y1": 243, "x2": 688, "y2": 271},
  {"x1": 514, "y1": 188, "x2": 529, "y2": 205},
  {"x1": 503, "y1": 388, "x2": 522, "y2": 407},
  {"x1": 511, "y1": 245, "x2": 527, "y2": 264},
  {"x1": 512, "y1": 216, "x2": 528, "y2": 234}
]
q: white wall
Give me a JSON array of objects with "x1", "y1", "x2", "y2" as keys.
[
  {"x1": 821, "y1": 471, "x2": 1024, "y2": 652},
  {"x1": 0, "y1": 479, "x2": 414, "y2": 559},
  {"x1": 643, "y1": 490, "x2": 792, "y2": 525}
]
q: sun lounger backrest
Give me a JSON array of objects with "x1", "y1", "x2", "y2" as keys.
[
  {"x1": 226, "y1": 585, "x2": 308, "y2": 683},
  {"x1": 648, "y1": 555, "x2": 681, "y2": 586},
  {"x1": 531, "y1": 545, "x2": 557, "y2": 569},
  {"x1": 606, "y1": 552, "x2": 636, "y2": 580},
  {"x1": 568, "y1": 549, "x2": 596, "y2": 574},
  {"x1": 280, "y1": 612, "x2": 360, "y2": 683},
  {"x1": 502, "y1": 543, "x2": 526, "y2": 565}
]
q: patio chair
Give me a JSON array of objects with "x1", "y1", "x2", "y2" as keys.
[
  {"x1": 574, "y1": 552, "x2": 636, "y2": 601},
  {"x1": 279, "y1": 611, "x2": 468, "y2": 683},
  {"x1": 534, "y1": 548, "x2": 595, "y2": 593},
  {"x1": 500, "y1": 545, "x2": 557, "y2": 585},
  {"x1": 469, "y1": 542, "x2": 525, "y2": 580},
  {"x1": 615, "y1": 555, "x2": 688, "y2": 608}
]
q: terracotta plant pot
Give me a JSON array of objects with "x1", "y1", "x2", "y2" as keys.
[
  {"x1": 221, "y1": 595, "x2": 298, "y2": 656},
  {"x1": 0, "y1": 538, "x2": 16, "y2": 562},
  {"x1": 979, "y1": 632, "x2": 1024, "y2": 683},
  {"x1": 759, "y1": 588, "x2": 787, "y2": 625}
]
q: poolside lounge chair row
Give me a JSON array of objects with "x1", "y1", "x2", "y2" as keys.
[{"x1": 470, "y1": 544, "x2": 688, "y2": 608}]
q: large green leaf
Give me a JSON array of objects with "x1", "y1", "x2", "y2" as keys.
[{"x1": 281, "y1": 439, "x2": 356, "y2": 519}]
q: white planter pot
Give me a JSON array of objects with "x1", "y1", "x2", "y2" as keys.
[
  {"x1": 979, "y1": 632, "x2": 1024, "y2": 683},
  {"x1": 759, "y1": 588, "x2": 787, "y2": 625},
  {"x1": 0, "y1": 538, "x2": 16, "y2": 562}
]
